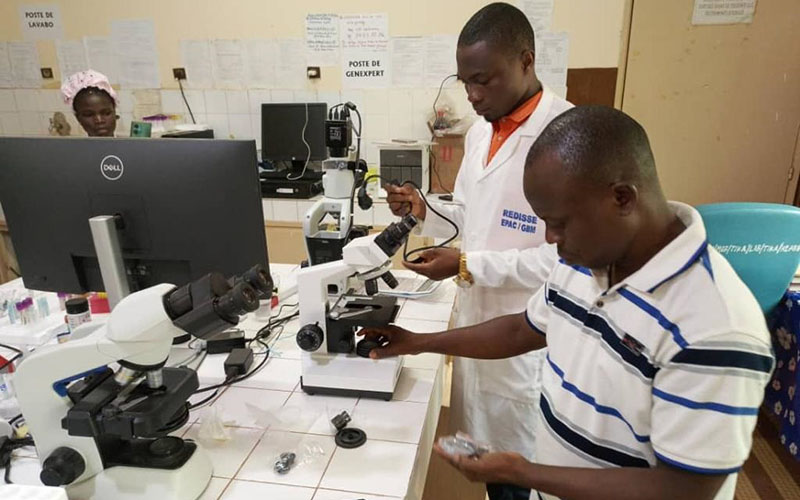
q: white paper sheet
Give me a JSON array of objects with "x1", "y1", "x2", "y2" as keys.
[
  {"x1": 305, "y1": 14, "x2": 340, "y2": 67},
  {"x1": 535, "y1": 32, "x2": 569, "y2": 88},
  {"x1": 83, "y1": 36, "x2": 118, "y2": 84},
  {"x1": 132, "y1": 89, "x2": 161, "y2": 120},
  {"x1": 244, "y1": 39, "x2": 277, "y2": 88},
  {"x1": 19, "y1": 4, "x2": 63, "y2": 41},
  {"x1": 111, "y1": 19, "x2": 160, "y2": 89},
  {"x1": 342, "y1": 50, "x2": 390, "y2": 89},
  {"x1": 340, "y1": 13, "x2": 389, "y2": 52},
  {"x1": 8, "y1": 41, "x2": 41, "y2": 88},
  {"x1": 0, "y1": 43, "x2": 15, "y2": 88},
  {"x1": 276, "y1": 39, "x2": 306, "y2": 89},
  {"x1": 180, "y1": 40, "x2": 213, "y2": 88},
  {"x1": 692, "y1": 0, "x2": 757, "y2": 25},
  {"x1": 520, "y1": 0, "x2": 554, "y2": 33},
  {"x1": 424, "y1": 35, "x2": 458, "y2": 88},
  {"x1": 212, "y1": 39, "x2": 245, "y2": 89},
  {"x1": 56, "y1": 40, "x2": 88, "y2": 82},
  {"x1": 391, "y1": 37, "x2": 425, "y2": 88}
]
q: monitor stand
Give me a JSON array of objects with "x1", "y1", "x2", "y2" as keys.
[{"x1": 88, "y1": 215, "x2": 131, "y2": 310}]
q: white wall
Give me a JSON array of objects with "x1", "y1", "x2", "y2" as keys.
[{"x1": 0, "y1": 0, "x2": 626, "y2": 166}]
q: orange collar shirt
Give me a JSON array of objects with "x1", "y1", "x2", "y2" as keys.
[{"x1": 486, "y1": 90, "x2": 543, "y2": 165}]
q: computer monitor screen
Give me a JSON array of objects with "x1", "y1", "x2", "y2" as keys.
[
  {"x1": 261, "y1": 103, "x2": 327, "y2": 164},
  {"x1": 0, "y1": 137, "x2": 269, "y2": 294}
]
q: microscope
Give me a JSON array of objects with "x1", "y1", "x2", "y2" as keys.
[
  {"x1": 302, "y1": 102, "x2": 369, "y2": 269},
  {"x1": 296, "y1": 214, "x2": 418, "y2": 400},
  {"x1": 13, "y1": 266, "x2": 271, "y2": 500}
]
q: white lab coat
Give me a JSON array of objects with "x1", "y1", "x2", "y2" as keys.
[{"x1": 420, "y1": 87, "x2": 571, "y2": 460}]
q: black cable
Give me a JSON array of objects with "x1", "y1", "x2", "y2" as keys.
[
  {"x1": 0, "y1": 343, "x2": 22, "y2": 355},
  {"x1": 429, "y1": 142, "x2": 451, "y2": 195},
  {"x1": 429, "y1": 74, "x2": 458, "y2": 196},
  {"x1": 192, "y1": 338, "x2": 271, "y2": 395},
  {"x1": 0, "y1": 343, "x2": 23, "y2": 372},
  {"x1": 363, "y1": 174, "x2": 459, "y2": 260},
  {"x1": 348, "y1": 106, "x2": 364, "y2": 219},
  {"x1": 432, "y1": 74, "x2": 458, "y2": 126},
  {"x1": 177, "y1": 78, "x2": 196, "y2": 124},
  {"x1": 188, "y1": 387, "x2": 220, "y2": 410},
  {"x1": 1, "y1": 434, "x2": 34, "y2": 484},
  {"x1": 247, "y1": 303, "x2": 298, "y2": 344},
  {"x1": 8, "y1": 267, "x2": 20, "y2": 278},
  {"x1": 8, "y1": 415, "x2": 22, "y2": 426}
]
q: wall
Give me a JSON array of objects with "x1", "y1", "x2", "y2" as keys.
[
  {"x1": 620, "y1": 0, "x2": 800, "y2": 204},
  {"x1": 0, "y1": 0, "x2": 626, "y2": 167}
]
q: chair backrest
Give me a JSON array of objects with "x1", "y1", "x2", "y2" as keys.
[{"x1": 697, "y1": 202, "x2": 800, "y2": 313}]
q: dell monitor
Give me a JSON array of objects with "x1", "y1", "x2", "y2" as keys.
[
  {"x1": 261, "y1": 103, "x2": 327, "y2": 172},
  {"x1": 0, "y1": 137, "x2": 269, "y2": 297}
]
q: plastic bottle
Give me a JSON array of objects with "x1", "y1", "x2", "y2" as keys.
[{"x1": 65, "y1": 297, "x2": 91, "y2": 336}]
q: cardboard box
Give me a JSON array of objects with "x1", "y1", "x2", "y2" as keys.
[{"x1": 430, "y1": 134, "x2": 465, "y2": 193}]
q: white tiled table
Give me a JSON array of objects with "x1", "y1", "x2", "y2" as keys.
[{"x1": 6, "y1": 264, "x2": 456, "y2": 500}]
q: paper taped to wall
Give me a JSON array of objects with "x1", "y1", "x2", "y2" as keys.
[
  {"x1": 692, "y1": 0, "x2": 757, "y2": 25},
  {"x1": 56, "y1": 40, "x2": 88, "y2": 83},
  {"x1": 306, "y1": 14, "x2": 340, "y2": 67},
  {"x1": 84, "y1": 36, "x2": 118, "y2": 84},
  {"x1": 111, "y1": 19, "x2": 160, "y2": 89},
  {"x1": 180, "y1": 40, "x2": 213, "y2": 88}
]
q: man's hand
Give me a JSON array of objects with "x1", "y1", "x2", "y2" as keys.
[
  {"x1": 403, "y1": 247, "x2": 460, "y2": 280},
  {"x1": 434, "y1": 443, "x2": 526, "y2": 486},
  {"x1": 358, "y1": 325, "x2": 423, "y2": 359},
  {"x1": 385, "y1": 183, "x2": 426, "y2": 220}
]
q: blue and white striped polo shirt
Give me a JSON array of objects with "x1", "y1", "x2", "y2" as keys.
[{"x1": 525, "y1": 202, "x2": 774, "y2": 500}]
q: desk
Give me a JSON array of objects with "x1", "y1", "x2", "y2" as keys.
[{"x1": 3, "y1": 264, "x2": 456, "y2": 500}]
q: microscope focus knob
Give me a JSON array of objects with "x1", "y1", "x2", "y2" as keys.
[
  {"x1": 40, "y1": 447, "x2": 86, "y2": 486},
  {"x1": 296, "y1": 324, "x2": 324, "y2": 352}
]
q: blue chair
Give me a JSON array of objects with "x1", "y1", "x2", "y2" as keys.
[{"x1": 697, "y1": 202, "x2": 800, "y2": 313}]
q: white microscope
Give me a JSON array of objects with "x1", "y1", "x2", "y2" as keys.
[
  {"x1": 296, "y1": 214, "x2": 418, "y2": 400},
  {"x1": 13, "y1": 266, "x2": 271, "y2": 499},
  {"x1": 302, "y1": 102, "x2": 369, "y2": 270}
]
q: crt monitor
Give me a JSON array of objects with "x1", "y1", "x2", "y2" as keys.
[
  {"x1": 261, "y1": 103, "x2": 327, "y2": 168},
  {"x1": 0, "y1": 137, "x2": 269, "y2": 294}
]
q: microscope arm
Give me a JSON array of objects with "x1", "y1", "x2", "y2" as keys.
[
  {"x1": 297, "y1": 260, "x2": 353, "y2": 329},
  {"x1": 14, "y1": 284, "x2": 183, "y2": 483}
]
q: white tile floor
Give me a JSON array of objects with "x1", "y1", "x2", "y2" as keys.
[
  {"x1": 219, "y1": 480, "x2": 316, "y2": 500},
  {"x1": 320, "y1": 440, "x2": 419, "y2": 497},
  {"x1": 351, "y1": 398, "x2": 429, "y2": 444},
  {"x1": 183, "y1": 424, "x2": 265, "y2": 478},
  {"x1": 270, "y1": 391, "x2": 358, "y2": 435},
  {"x1": 312, "y1": 489, "x2": 401, "y2": 500},
  {"x1": 236, "y1": 430, "x2": 337, "y2": 487},
  {"x1": 197, "y1": 386, "x2": 292, "y2": 428}
]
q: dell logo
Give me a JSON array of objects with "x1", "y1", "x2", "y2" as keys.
[{"x1": 100, "y1": 155, "x2": 124, "y2": 181}]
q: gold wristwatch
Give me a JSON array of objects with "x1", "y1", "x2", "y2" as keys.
[{"x1": 454, "y1": 252, "x2": 474, "y2": 288}]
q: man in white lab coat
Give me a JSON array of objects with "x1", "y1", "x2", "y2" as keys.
[{"x1": 386, "y1": 4, "x2": 571, "y2": 499}]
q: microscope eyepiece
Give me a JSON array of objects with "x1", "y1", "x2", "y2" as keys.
[{"x1": 374, "y1": 214, "x2": 418, "y2": 257}]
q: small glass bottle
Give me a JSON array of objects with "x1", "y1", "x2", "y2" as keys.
[{"x1": 65, "y1": 297, "x2": 92, "y2": 335}]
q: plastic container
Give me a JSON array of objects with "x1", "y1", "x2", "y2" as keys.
[
  {"x1": 89, "y1": 293, "x2": 111, "y2": 314},
  {"x1": 65, "y1": 297, "x2": 91, "y2": 339}
]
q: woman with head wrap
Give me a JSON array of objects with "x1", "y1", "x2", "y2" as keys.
[{"x1": 60, "y1": 70, "x2": 118, "y2": 137}]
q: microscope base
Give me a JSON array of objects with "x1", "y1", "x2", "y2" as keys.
[
  {"x1": 66, "y1": 442, "x2": 212, "y2": 500},
  {"x1": 300, "y1": 353, "x2": 403, "y2": 401}
]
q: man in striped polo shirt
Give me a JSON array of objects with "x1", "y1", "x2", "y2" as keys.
[{"x1": 362, "y1": 106, "x2": 774, "y2": 499}]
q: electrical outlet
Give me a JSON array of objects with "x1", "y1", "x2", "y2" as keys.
[
  {"x1": 172, "y1": 67, "x2": 187, "y2": 80},
  {"x1": 307, "y1": 66, "x2": 321, "y2": 79},
  {"x1": 41, "y1": 67, "x2": 53, "y2": 79}
]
